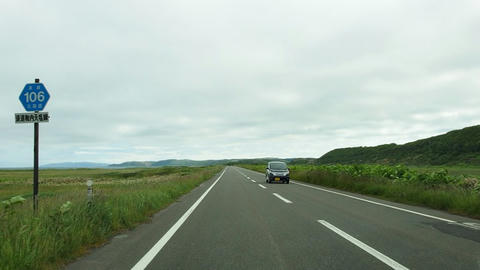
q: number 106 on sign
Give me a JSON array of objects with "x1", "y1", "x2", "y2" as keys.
[
  {"x1": 19, "y1": 83, "x2": 51, "y2": 112},
  {"x1": 24, "y1": 89, "x2": 46, "y2": 103}
]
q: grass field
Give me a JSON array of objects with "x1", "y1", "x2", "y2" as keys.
[
  {"x1": 0, "y1": 166, "x2": 222, "y2": 270},
  {"x1": 239, "y1": 164, "x2": 480, "y2": 219}
]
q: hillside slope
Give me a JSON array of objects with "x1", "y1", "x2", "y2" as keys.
[{"x1": 318, "y1": 125, "x2": 480, "y2": 165}]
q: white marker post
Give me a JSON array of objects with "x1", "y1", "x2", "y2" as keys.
[{"x1": 87, "y1": 180, "x2": 93, "y2": 202}]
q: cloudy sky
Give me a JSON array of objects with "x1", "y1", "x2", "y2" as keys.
[{"x1": 1, "y1": 0, "x2": 479, "y2": 167}]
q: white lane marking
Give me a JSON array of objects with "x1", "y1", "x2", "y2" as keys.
[
  {"x1": 273, "y1": 193, "x2": 293, "y2": 204},
  {"x1": 293, "y1": 181, "x2": 454, "y2": 223},
  {"x1": 453, "y1": 222, "x2": 480, "y2": 231},
  {"x1": 318, "y1": 220, "x2": 409, "y2": 270},
  {"x1": 258, "y1": 184, "x2": 267, "y2": 189},
  {"x1": 131, "y1": 169, "x2": 226, "y2": 270},
  {"x1": 233, "y1": 168, "x2": 252, "y2": 182},
  {"x1": 463, "y1": 223, "x2": 480, "y2": 229},
  {"x1": 234, "y1": 168, "x2": 261, "y2": 184},
  {"x1": 234, "y1": 169, "x2": 248, "y2": 182}
]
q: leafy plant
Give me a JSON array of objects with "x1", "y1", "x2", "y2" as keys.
[{"x1": 1, "y1": 195, "x2": 26, "y2": 218}]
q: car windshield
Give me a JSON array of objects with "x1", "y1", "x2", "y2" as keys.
[{"x1": 270, "y1": 162, "x2": 287, "y2": 170}]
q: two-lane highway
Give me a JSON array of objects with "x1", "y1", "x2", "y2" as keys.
[{"x1": 67, "y1": 167, "x2": 480, "y2": 270}]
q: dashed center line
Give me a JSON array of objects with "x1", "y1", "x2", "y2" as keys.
[
  {"x1": 273, "y1": 193, "x2": 292, "y2": 204},
  {"x1": 258, "y1": 184, "x2": 267, "y2": 189},
  {"x1": 234, "y1": 168, "x2": 261, "y2": 184},
  {"x1": 318, "y1": 220, "x2": 408, "y2": 270}
]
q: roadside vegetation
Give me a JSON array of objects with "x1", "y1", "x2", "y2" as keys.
[
  {"x1": 239, "y1": 164, "x2": 480, "y2": 219},
  {"x1": 0, "y1": 166, "x2": 222, "y2": 270}
]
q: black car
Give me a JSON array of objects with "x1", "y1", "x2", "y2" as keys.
[{"x1": 265, "y1": 161, "x2": 290, "y2": 184}]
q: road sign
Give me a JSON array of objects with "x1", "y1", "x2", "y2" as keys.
[
  {"x1": 19, "y1": 83, "x2": 50, "y2": 112},
  {"x1": 15, "y1": 112, "x2": 50, "y2": 124},
  {"x1": 15, "y1": 78, "x2": 52, "y2": 213}
]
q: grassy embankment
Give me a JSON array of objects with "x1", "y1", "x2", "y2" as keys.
[
  {"x1": 239, "y1": 164, "x2": 480, "y2": 219},
  {"x1": 0, "y1": 166, "x2": 222, "y2": 270}
]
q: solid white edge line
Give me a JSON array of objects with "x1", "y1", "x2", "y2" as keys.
[
  {"x1": 258, "y1": 184, "x2": 267, "y2": 189},
  {"x1": 273, "y1": 193, "x2": 292, "y2": 204},
  {"x1": 293, "y1": 181, "x2": 454, "y2": 223},
  {"x1": 318, "y1": 220, "x2": 409, "y2": 270},
  {"x1": 131, "y1": 169, "x2": 226, "y2": 270}
]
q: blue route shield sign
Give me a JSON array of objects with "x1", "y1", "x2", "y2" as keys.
[{"x1": 19, "y1": 83, "x2": 50, "y2": 112}]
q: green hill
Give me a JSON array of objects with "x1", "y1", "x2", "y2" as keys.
[{"x1": 318, "y1": 125, "x2": 480, "y2": 165}]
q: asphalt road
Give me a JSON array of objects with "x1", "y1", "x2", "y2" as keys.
[{"x1": 67, "y1": 166, "x2": 480, "y2": 270}]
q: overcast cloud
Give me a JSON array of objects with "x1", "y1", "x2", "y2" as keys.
[{"x1": 1, "y1": 0, "x2": 479, "y2": 167}]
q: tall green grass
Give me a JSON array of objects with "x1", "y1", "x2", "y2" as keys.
[
  {"x1": 0, "y1": 166, "x2": 222, "y2": 270},
  {"x1": 239, "y1": 164, "x2": 480, "y2": 219}
]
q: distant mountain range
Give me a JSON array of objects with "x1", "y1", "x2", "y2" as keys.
[
  {"x1": 317, "y1": 125, "x2": 480, "y2": 165},
  {"x1": 41, "y1": 162, "x2": 110, "y2": 169},
  {"x1": 108, "y1": 158, "x2": 311, "y2": 168},
  {"x1": 40, "y1": 158, "x2": 314, "y2": 169},
  {"x1": 108, "y1": 159, "x2": 232, "y2": 168}
]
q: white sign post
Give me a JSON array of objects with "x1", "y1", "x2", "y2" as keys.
[{"x1": 87, "y1": 180, "x2": 94, "y2": 202}]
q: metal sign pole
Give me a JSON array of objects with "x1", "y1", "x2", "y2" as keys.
[
  {"x1": 33, "y1": 78, "x2": 40, "y2": 212},
  {"x1": 33, "y1": 119, "x2": 39, "y2": 211}
]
